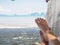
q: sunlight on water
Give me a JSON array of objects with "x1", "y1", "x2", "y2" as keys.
[{"x1": 0, "y1": 28, "x2": 40, "y2": 45}]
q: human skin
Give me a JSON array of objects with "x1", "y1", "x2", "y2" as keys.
[{"x1": 35, "y1": 18, "x2": 60, "y2": 45}]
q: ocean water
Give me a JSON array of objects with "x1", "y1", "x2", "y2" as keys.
[{"x1": 0, "y1": 28, "x2": 40, "y2": 45}]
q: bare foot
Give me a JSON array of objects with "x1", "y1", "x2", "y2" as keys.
[
  {"x1": 40, "y1": 30, "x2": 48, "y2": 45},
  {"x1": 35, "y1": 18, "x2": 50, "y2": 32},
  {"x1": 35, "y1": 18, "x2": 59, "y2": 45},
  {"x1": 35, "y1": 18, "x2": 51, "y2": 43}
]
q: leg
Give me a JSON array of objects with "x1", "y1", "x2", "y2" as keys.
[
  {"x1": 35, "y1": 18, "x2": 60, "y2": 45},
  {"x1": 40, "y1": 30, "x2": 48, "y2": 45}
]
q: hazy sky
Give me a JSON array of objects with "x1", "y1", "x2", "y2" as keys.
[{"x1": 0, "y1": 0, "x2": 47, "y2": 28}]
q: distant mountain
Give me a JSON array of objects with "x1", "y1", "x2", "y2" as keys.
[
  {"x1": 31, "y1": 12, "x2": 40, "y2": 16},
  {"x1": 0, "y1": 12, "x2": 45, "y2": 17}
]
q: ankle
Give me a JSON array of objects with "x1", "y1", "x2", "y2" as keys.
[
  {"x1": 46, "y1": 31, "x2": 57, "y2": 41},
  {"x1": 45, "y1": 29, "x2": 51, "y2": 33}
]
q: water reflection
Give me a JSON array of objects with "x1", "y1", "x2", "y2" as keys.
[{"x1": 0, "y1": 28, "x2": 40, "y2": 45}]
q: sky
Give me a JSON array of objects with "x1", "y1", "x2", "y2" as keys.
[{"x1": 0, "y1": 0, "x2": 47, "y2": 28}]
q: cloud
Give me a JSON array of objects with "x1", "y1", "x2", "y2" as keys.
[
  {"x1": 0, "y1": 2, "x2": 47, "y2": 15},
  {"x1": 0, "y1": 17, "x2": 37, "y2": 28},
  {"x1": 0, "y1": 5, "x2": 14, "y2": 15}
]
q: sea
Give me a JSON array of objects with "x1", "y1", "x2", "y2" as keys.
[{"x1": 0, "y1": 28, "x2": 40, "y2": 45}]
